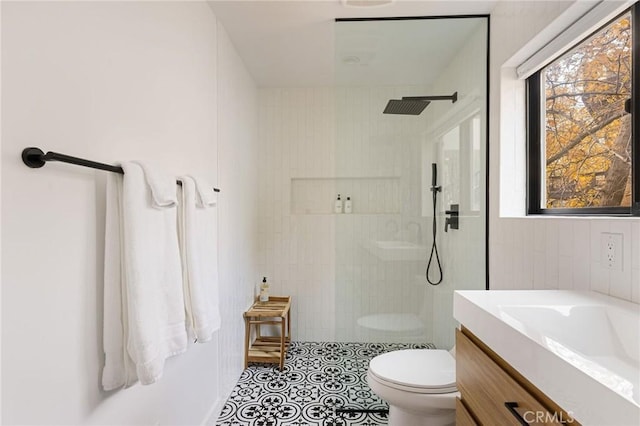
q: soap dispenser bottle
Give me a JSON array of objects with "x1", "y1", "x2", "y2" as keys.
[
  {"x1": 344, "y1": 196, "x2": 352, "y2": 214},
  {"x1": 259, "y1": 277, "x2": 269, "y2": 303},
  {"x1": 334, "y1": 194, "x2": 343, "y2": 214}
]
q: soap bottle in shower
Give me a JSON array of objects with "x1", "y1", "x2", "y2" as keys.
[
  {"x1": 259, "y1": 277, "x2": 269, "y2": 303},
  {"x1": 334, "y1": 194, "x2": 343, "y2": 214},
  {"x1": 344, "y1": 196, "x2": 352, "y2": 214}
]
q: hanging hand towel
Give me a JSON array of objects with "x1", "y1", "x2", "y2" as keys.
[
  {"x1": 102, "y1": 162, "x2": 187, "y2": 390},
  {"x1": 102, "y1": 172, "x2": 137, "y2": 390},
  {"x1": 178, "y1": 175, "x2": 221, "y2": 343},
  {"x1": 191, "y1": 175, "x2": 217, "y2": 207}
]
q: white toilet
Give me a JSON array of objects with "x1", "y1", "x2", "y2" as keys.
[{"x1": 367, "y1": 349, "x2": 459, "y2": 426}]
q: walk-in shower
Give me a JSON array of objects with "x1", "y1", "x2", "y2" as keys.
[{"x1": 333, "y1": 15, "x2": 488, "y2": 350}]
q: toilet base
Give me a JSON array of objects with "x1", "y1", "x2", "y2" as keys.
[
  {"x1": 388, "y1": 405, "x2": 455, "y2": 426},
  {"x1": 366, "y1": 350, "x2": 458, "y2": 426}
]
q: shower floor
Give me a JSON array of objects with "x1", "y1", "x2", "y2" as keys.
[{"x1": 216, "y1": 341, "x2": 435, "y2": 426}]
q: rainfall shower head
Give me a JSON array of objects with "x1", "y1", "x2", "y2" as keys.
[
  {"x1": 383, "y1": 99, "x2": 430, "y2": 115},
  {"x1": 383, "y1": 92, "x2": 458, "y2": 115}
]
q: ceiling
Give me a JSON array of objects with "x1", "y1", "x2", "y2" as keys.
[{"x1": 207, "y1": 0, "x2": 497, "y2": 88}]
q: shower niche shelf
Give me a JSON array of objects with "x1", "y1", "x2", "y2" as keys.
[{"x1": 291, "y1": 176, "x2": 401, "y2": 215}]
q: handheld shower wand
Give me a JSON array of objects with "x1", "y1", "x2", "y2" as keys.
[
  {"x1": 431, "y1": 163, "x2": 439, "y2": 189},
  {"x1": 427, "y1": 163, "x2": 443, "y2": 285}
]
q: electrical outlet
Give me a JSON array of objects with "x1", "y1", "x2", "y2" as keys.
[{"x1": 601, "y1": 232, "x2": 623, "y2": 271}]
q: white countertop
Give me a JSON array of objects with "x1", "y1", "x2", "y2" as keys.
[{"x1": 453, "y1": 290, "x2": 640, "y2": 426}]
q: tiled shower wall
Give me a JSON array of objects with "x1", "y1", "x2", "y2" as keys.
[
  {"x1": 333, "y1": 87, "x2": 432, "y2": 344},
  {"x1": 257, "y1": 87, "x2": 337, "y2": 342},
  {"x1": 258, "y1": 20, "x2": 489, "y2": 348},
  {"x1": 257, "y1": 86, "x2": 434, "y2": 343}
]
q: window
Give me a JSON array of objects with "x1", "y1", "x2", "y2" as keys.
[
  {"x1": 435, "y1": 112, "x2": 483, "y2": 215},
  {"x1": 527, "y1": 5, "x2": 639, "y2": 216}
]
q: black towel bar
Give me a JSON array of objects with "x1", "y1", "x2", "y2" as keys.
[{"x1": 21, "y1": 147, "x2": 220, "y2": 192}]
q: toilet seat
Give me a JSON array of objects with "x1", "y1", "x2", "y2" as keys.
[{"x1": 368, "y1": 349, "x2": 456, "y2": 394}]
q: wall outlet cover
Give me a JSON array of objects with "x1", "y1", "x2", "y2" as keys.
[{"x1": 601, "y1": 232, "x2": 623, "y2": 271}]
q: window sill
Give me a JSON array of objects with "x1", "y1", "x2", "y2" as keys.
[{"x1": 500, "y1": 215, "x2": 640, "y2": 221}]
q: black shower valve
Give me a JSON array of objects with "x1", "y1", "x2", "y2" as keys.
[{"x1": 444, "y1": 204, "x2": 459, "y2": 232}]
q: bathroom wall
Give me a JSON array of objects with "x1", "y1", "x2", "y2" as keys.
[
  {"x1": 489, "y1": 1, "x2": 640, "y2": 302},
  {"x1": 1, "y1": 2, "x2": 258, "y2": 425},
  {"x1": 215, "y1": 21, "x2": 260, "y2": 415},
  {"x1": 258, "y1": 86, "x2": 430, "y2": 343},
  {"x1": 257, "y1": 87, "x2": 335, "y2": 342}
]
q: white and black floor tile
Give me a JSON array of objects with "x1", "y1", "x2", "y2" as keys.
[{"x1": 217, "y1": 341, "x2": 435, "y2": 426}]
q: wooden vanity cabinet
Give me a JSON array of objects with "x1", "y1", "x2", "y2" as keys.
[
  {"x1": 456, "y1": 327, "x2": 579, "y2": 426},
  {"x1": 455, "y1": 397, "x2": 478, "y2": 426}
]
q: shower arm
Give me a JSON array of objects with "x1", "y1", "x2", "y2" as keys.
[
  {"x1": 402, "y1": 92, "x2": 457, "y2": 103},
  {"x1": 383, "y1": 92, "x2": 457, "y2": 115}
]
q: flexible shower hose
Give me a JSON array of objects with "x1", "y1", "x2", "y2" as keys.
[{"x1": 426, "y1": 187, "x2": 443, "y2": 285}]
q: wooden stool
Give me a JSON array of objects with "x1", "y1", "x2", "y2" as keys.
[{"x1": 243, "y1": 296, "x2": 291, "y2": 370}]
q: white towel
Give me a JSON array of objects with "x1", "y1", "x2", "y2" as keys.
[
  {"x1": 135, "y1": 162, "x2": 179, "y2": 208},
  {"x1": 102, "y1": 172, "x2": 137, "y2": 390},
  {"x1": 178, "y1": 175, "x2": 221, "y2": 343},
  {"x1": 191, "y1": 175, "x2": 217, "y2": 207},
  {"x1": 102, "y1": 162, "x2": 187, "y2": 390}
]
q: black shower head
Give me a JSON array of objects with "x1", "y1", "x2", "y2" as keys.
[
  {"x1": 383, "y1": 92, "x2": 458, "y2": 115},
  {"x1": 383, "y1": 99, "x2": 431, "y2": 115}
]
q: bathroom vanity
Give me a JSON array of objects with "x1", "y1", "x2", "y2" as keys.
[
  {"x1": 454, "y1": 290, "x2": 640, "y2": 426},
  {"x1": 456, "y1": 327, "x2": 571, "y2": 425}
]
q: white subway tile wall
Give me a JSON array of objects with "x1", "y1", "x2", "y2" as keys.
[
  {"x1": 491, "y1": 218, "x2": 640, "y2": 303},
  {"x1": 633, "y1": 222, "x2": 640, "y2": 303},
  {"x1": 258, "y1": 88, "x2": 488, "y2": 347},
  {"x1": 257, "y1": 21, "x2": 488, "y2": 348},
  {"x1": 258, "y1": 87, "x2": 335, "y2": 342},
  {"x1": 258, "y1": 87, "x2": 431, "y2": 343}
]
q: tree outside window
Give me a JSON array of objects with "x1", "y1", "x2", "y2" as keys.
[{"x1": 528, "y1": 9, "x2": 637, "y2": 215}]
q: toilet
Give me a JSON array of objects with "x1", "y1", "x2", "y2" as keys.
[{"x1": 367, "y1": 349, "x2": 459, "y2": 426}]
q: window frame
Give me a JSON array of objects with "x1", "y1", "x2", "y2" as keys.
[{"x1": 526, "y1": 4, "x2": 640, "y2": 217}]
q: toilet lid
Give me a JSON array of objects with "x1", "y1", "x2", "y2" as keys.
[{"x1": 368, "y1": 349, "x2": 457, "y2": 394}]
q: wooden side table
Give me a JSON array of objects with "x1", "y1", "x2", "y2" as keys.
[{"x1": 243, "y1": 296, "x2": 291, "y2": 370}]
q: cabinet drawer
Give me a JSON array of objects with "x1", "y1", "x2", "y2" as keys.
[
  {"x1": 456, "y1": 397, "x2": 478, "y2": 426},
  {"x1": 456, "y1": 329, "x2": 564, "y2": 425}
]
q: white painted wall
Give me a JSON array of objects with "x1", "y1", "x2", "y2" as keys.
[
  {"x1": 490, "y1": 1, "x2": 640, "y2": 302},
  {"x1": 1, "y1": 1, "x2": 257, "y2": 424},
  {"x1": 215, "y1": 22, "x2": 260, "y2": 417}
]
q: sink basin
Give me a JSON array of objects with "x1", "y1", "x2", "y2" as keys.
[
  {"x1": 499, "y1": 304, "x2": 639, "y2": 405},
  {"x1": 499, "y1": 305, "x2": 639, "y2": 364},
  {"x1": 454, "y1": 290, "x2": 640, "y2": 425},
  {"x1": 363, "y1": 240, "x2": 427, "y2": 261}
]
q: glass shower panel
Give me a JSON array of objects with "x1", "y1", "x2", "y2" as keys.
[
  {"x1": 334, "y1": 17, "x2": 488, "y2": 349},
  {"x1": 440, "y1": 126, "x2": 461, "y2": 211}
]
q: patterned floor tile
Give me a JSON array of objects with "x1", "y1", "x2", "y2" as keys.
[{"x1": 216, "y1": 341, "x2": 435, "y2": 426}]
